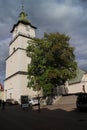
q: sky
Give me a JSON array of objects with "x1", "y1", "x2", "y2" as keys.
[{"x1": 0, "y1": 0, "x2": 87, "y2": 84}]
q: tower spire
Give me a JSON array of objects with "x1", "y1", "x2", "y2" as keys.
[
  {"x1": 21, "y1": 0, "x2": 24, "y2": 11},
  {"x1": 18, "y1": 0, "x2": 30, "y2": 24},
  {"x1": 11, "y1": 0, "x2": 37, "y2": 33}
]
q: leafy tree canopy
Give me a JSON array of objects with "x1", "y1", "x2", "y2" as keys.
[{"x1": 26, "y1": 32, "x2": 77, "y2": 95}]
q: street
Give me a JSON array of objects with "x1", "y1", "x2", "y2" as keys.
[{"x1": 0, "y1": 95, "x2": 87, "y2": 130}]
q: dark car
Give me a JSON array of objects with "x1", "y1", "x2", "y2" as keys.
[
  {"x1": 6, "y1": 99, "x2": 18, "y2": 105},
  {"x1": 76, "y1": 93, "x2": 87, "y2": 111}
]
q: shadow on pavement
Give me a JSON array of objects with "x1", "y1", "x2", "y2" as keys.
[{"x1": 0, "y1": 103, "x2": 87, "y2": 130}]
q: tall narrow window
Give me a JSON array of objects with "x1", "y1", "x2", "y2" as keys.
[{"x1": 13, "y1": 47, "x2": 15, "y2": 52}]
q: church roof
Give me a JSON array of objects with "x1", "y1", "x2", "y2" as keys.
[
  {"x1": 0, "y1": 83, "x2": 4, "y2": 91},
  {"x1": 11, "y1": 10, "x2": 36, "y2": 33},
  {"x1": 18, "y1": 11, "x2": 30, "y2": 24},
  {"x1": 68, "y1": 68, "x2": 86, "y2": 85}
]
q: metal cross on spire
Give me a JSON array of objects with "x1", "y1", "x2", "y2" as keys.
[{"x1": 21, "y1": 0, "x2": 24, "y2": 11}]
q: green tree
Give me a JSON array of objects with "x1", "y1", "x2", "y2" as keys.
[{"x1": 26, "y1": 32, "x2": 77, "y2": 95}]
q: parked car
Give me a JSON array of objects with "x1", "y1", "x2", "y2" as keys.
[
  {"x1": 29, "y1": 97, "x2": 39, "y2": 106},
  {"x1": 76, "y1": 93, "x2": 87, "y2": 111},
  {"x1": 6, "y1": 99, "x2": 18, "y2": 105}
]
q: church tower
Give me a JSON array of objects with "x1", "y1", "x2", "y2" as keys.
[{"x1": 4, "y1": 6, "x2": 38, "y2": 102}]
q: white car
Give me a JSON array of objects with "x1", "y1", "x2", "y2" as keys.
[{"x1": 29, "y1": 98, "x2": 39, "y2": 106}]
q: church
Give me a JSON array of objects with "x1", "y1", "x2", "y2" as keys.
[
  {"x1": 4, "y1": 3, "x2": 87, "y2": 104},
  {"x1": 4, "y1": 6, "x2": 39, "y2": 103}
]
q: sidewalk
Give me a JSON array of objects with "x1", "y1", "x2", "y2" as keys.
[
  {"x1": 57, "y1": 95, "x2": 77, "y2": 104},
  {"x1": 0, "y1": 95, "x2": 87, "y2": 130}
]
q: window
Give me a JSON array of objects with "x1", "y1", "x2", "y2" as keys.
[{"x1": 13, "y1": 47, "x2": 15, "y2": 52}]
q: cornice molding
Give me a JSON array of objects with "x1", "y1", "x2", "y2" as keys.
[
  {"x1": 9, "y1": 33, "x2": 33, "y2": 46},
  {"x1": 4, "y1": 71, "x2": 28, "y2": 81},
  {"x1": 5, "y1": 47, "x2": 26, "y2": 60}
]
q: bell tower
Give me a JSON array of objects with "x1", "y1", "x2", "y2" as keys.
[{"x1": 4, "y1": 4, "x2": 37, "y2": 102}]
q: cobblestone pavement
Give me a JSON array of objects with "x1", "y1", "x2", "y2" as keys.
[{"x1": 0, "y1": 95, "x2": 87, "y2": 130}]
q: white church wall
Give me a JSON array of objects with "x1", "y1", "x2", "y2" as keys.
[
  {"x1": 67, "y1": 74, "x2": 87, "y2": 94},
  {"x1": 67, "y1": 83, "x2": 87, "y2": 94},
  {"x1": 67, "y1": 83, "x2": 83, "y2": 94},
  {"x1": 4, "y1": 8, "x2": 38, "y2": 102},
  {"x1": 6, "y1": 49, "x2": 31, "y2": 78},
  {"x1": 19, "y1": 75, "x2": 38, "y2": 97},
  {"x1": 18, "y1": 50, "x2": 31, "y2": 71},
  {"x1": 9, "y1": 36, "x2": 30, "y2": 55},
  {"x1": 13, "y1": 23, "x2": 35, "y2": 38},
  {"x1": 65, "y1": 74, "x2": 87, "y2": 94},
  {"x1": 6, "y1": 52, "x2": 19, "y2": 78},
  {"x1": 4, "y1": 74, "x2": 38, "y2": 103}
]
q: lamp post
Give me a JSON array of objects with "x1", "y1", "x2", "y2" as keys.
[
  {"x1": 36, "y1": 82, "x2": 41, "y2": 112},
  {"x1": 38, "y1": 93, "x2": 40, "y2": 112}
]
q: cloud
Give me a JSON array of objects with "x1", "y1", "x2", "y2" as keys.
[
  {"x1": 0, "y1": 38, "x2": 10, "y2": 84},
  {"x1": 27, "y1": 0, "x2": 87, "y2": 70},
  {"x1": 27, "y1": 0, "x2": 85, "y2": 38},
  {"x1": 0, "y1": 0, "x2": 87, "y2": 84}
]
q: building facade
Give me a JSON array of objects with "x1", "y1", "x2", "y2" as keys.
[
  {"x1": 0, "y1": 83, "x2": 4, "y2": 100},
  {"x1": 65, "y1": 69, "x2": 87, "y2": 94},
  {"x1": 4, "y1": 9, "x2": 38, "y2": 103}
]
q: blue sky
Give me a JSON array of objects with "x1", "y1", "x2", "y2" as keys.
[{"x1": 0, "y1": 0, "x2": 87, "y2": 84}]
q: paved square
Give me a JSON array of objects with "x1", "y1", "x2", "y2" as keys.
[{"x1": 0, "y1": 95, "x2": 87, "y2": 130}]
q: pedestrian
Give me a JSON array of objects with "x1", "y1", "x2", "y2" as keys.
[
  {"x1": 2, "y1": 100, "x2": 5, "y2": 110},
  {"x1": 82, "y1": 85, "x2": 86, "y2": 93}
]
